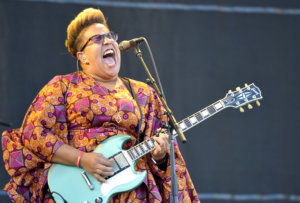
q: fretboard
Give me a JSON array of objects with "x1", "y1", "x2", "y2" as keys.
[
  {"x1": 126, "y1": 100, "x2": 226, "y2": 162},
  {"x1": 176, "y1": 100, "x2": 225, "y2": 134}
]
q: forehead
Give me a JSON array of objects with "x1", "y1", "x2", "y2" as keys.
[{"x1": 83, "y1": 23, "x2": 109, "y2": 38}]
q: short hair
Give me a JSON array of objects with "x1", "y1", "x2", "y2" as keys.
[{"x1": 65, "y1": 8, "x2": 108, "y2": 57}]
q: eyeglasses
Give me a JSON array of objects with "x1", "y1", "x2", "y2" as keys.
[{"x1": 80, "y1": 31, "x2": 118, "y2": 51}]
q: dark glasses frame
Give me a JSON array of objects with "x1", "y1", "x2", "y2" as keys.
[{"x1": 80, "y1": 31, "x2": 118, "y2": 52}]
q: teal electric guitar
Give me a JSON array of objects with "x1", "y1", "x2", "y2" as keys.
[{"x1": 48, "y1": 83, "x2": 262, "y2": 203}]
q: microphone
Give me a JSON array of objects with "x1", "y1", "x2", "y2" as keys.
[{"x1": 118, "y1": 37, "x2": 144, "y2": 52}]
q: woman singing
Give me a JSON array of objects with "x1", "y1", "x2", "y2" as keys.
[{"x1": 2, "y1": 8, "x2": 200, "y2": 202}]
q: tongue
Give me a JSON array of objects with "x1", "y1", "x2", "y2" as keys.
[{"x1": 103, "y1": 56, "x2": 115, "y2": 66}]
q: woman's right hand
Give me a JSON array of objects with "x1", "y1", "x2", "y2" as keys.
[
  {"x1": 51, "y1": 144, "x2": 113, "y2": 183},
  {"x1": 80, "y1": 152, "x2": 114, "y2": 183}
]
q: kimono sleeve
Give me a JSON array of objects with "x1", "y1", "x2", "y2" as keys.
[
  {"x1": 142, "y1": 86, "x2": 200, "y2": 202},
  {"x1": 142, "y1": 87, "x2": 170, "y2": 176},
  {"x1": 20, "y1": 75, "x2": 69, "y2": 162}
]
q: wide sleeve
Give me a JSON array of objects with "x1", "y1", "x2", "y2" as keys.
[
  {"x1": 141, "y1": 87, "x2": 169, "y2": 176},
  {"x1": 142, "y1": 86, "x2": 200, "y2": 202},
  {"x1": 1, "y1": 76, "x2": 72, "y2": 202},
  {"x1": 2, "y1": 75, "x2": 69, "y2": 177},
  {"x1": 19, "y1": 75, "x2": 69, "y2": 162}
]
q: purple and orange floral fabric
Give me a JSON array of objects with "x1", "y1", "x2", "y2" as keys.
[{"x1": 2, "y1": 72, "x2": 200, "y2": 202}]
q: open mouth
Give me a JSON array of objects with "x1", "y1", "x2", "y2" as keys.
[{"x1": 103, "y1": 48, "x2": 116, "y2": 66}]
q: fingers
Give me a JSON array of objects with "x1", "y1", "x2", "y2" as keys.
[
  {"x1": 154, "y1": 141, "x2": 162, "y2": 153},
  {"x1": 154, "y1": 133, "x2": 170, "y2": 150},
  {"x1": 152, "y1": 133, "x2": 170, "y2": 160},
  {"x1": 156, "y1": 127, "x2": 169, "y2": 135},
  {"x1": 95, "y1": 163, "x2": 113, "y2": 174},
  {"x1": 93, "y1": 173, "x2": 107, "y2": 183},
  {"x1": 81, "y1": 152, "x2": 114, "y2": 183},
  {"x1": 96, "y1": 168, "x2": 114, "y2": 176},
  {"x1": 94, "y1": 154, "x2": 113, "y2": 182},
  {"x1": 96, "y1": 153, "x2": 113, "y2": 167}
]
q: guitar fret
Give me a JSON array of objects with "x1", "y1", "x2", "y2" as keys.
[
  {"x1": 139, "y1": 145, "x2": 145, "y2": 154},
  {"x1": 128, "y1": 150, "x2": 134, "y2": 160},
  {"x1": 147, "y1": 139, "x2": 155, "y2": 149},
  {"x1": 144, "y1": 140, "x2": 151, "y2": 150},
  {"x1": 184, "y1": 119, "x2": 192, "y2": 128},
  {"x1": 195, "y1": 112, "x2": 203, "y2": 121},
  {"x1": 207, "y1": 105, "x2": 216, "y2": 114},
  {"x1": 131, "y1": 148, "x2": 138, "y2": 159},
  {"x1": 141, "y1": 142, "x2": 149, "y2": 152},
  {"x1": 135, "y1": 146, "x2": 142, "y2": 156}
]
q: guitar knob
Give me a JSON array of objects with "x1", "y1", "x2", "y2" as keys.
[
  {"x1": 256, "y1": 101, "x2": 261, "y2": 107},
  {"x1": 95, "y1": 197, "x2": 103, "y2": 203},
  {"x1": 236, "y1": 87, "x2": 241, "y2": 91},
  {"x1": 247, "y1": 104, "x2": 253, "y2": 109},
  {"x1": 239, "y1": 107, "x2": 245, "y2": 113}
]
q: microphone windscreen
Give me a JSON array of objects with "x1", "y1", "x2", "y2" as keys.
[{"x1": 118, "y1": 40, "x2": 131, "y2": 52}]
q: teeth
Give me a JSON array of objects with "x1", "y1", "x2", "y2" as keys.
[{"x1": 104, "y1": 49, "x2": 114, "y2": 56}]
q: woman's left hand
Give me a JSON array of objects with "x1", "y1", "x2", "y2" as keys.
[{"x1": 151, "y1": 129, "x2": 170, "y2": 161}]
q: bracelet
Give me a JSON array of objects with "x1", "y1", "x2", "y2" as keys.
[
  {"x1": 76, "y1": 151, "x2": 84, "y2": 167},
  {"x1": 151, "y1": 153, "x2": 168, "y2": 165}
]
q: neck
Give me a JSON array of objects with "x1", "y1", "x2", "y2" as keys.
[{"x1": 83, "y1": 71, "x2": 119, "y2": 85}]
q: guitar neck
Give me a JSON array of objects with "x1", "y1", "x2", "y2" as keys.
[
  {"x1": 126, "y1": 99, "x2": 227, "y2": 162},
  {"x1": 176, "y1": 99, "x2": 226, "y2": 135}
]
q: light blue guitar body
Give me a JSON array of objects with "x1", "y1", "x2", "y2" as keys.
[{"x1": 48, "y1": 135, "x2": 147, "y2": 203}]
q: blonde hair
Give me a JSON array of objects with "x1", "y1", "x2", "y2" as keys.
[{"x1": 65, "y1": 8, "x2": 108, "y2": 57}]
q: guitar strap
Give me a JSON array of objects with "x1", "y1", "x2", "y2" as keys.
[{"x1": 120, "y1": 77, "x2": 143, "y2": 144}]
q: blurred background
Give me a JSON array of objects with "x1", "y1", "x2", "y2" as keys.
[{"x1": 0, "y1": 0, "x2": 300, "y2": 202}]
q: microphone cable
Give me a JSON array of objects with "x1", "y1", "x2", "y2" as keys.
[{"x1": 140, "y1": 37, "x2": 167, "y2": 101}]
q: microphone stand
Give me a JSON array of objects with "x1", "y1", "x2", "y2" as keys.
[{"x1": 132, "y1": 44, "x2": 187, "y2": 203}]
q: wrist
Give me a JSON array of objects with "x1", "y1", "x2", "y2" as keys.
[
  {"x1": 76, "y1": 151, "x2": 85, "y2": 167},
  {"x1": 151, "y1": 153, "x2": 168, "y2": 165}
]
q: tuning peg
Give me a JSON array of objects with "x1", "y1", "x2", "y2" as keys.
[
  {"x1": 244, "y1": 83, "x2": 249, "y2": 87},
  {"x1": 256, "y1": 101, "x2": 261, "y2": 107},
  {"x1": 247, "y1": 104, "x2": 253, "y2": 109},
  {"x1": 236, "y1": 87, "x2": 241, "y2": 91},
  {"x1": 239, "y1": 107, "x2": 245, "y2": 113},
  {"x1": 228, "y1": 90, "x2": 232, "y2": 93}
]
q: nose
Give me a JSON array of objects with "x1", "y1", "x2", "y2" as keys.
[{"x1": 103, "y1": 35, "x2": 113, "y2": 45}]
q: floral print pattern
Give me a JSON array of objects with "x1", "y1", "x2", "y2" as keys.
[{"x1": 2, "y1": 72, "x2": 200, "y2": 203}]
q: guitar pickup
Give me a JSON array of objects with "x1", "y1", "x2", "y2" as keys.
[{"x1": 103, "y1": 152, "x2": 130, "y2": 180}]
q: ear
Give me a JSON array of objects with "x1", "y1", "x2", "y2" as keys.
[{"x1": 76, "y1": 52, "x2": 86, "y2": 63}]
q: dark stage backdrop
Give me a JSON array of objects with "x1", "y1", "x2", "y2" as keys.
[{"x1": 0, "y1": 0, "x2": 300, "y2": 202}]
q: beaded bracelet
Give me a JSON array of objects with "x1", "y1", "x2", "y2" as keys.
[{"x1": 76, "y1": 151, "x2": 84, "y2": 167}]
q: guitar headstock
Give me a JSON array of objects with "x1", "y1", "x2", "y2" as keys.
[{"x1": 222, "y1": 83, "x2": 262, "y2": 112}]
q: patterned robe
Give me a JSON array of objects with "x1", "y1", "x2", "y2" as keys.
[{"x1": 1, "y1": 72, "x2": 200, "y2": 203}]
